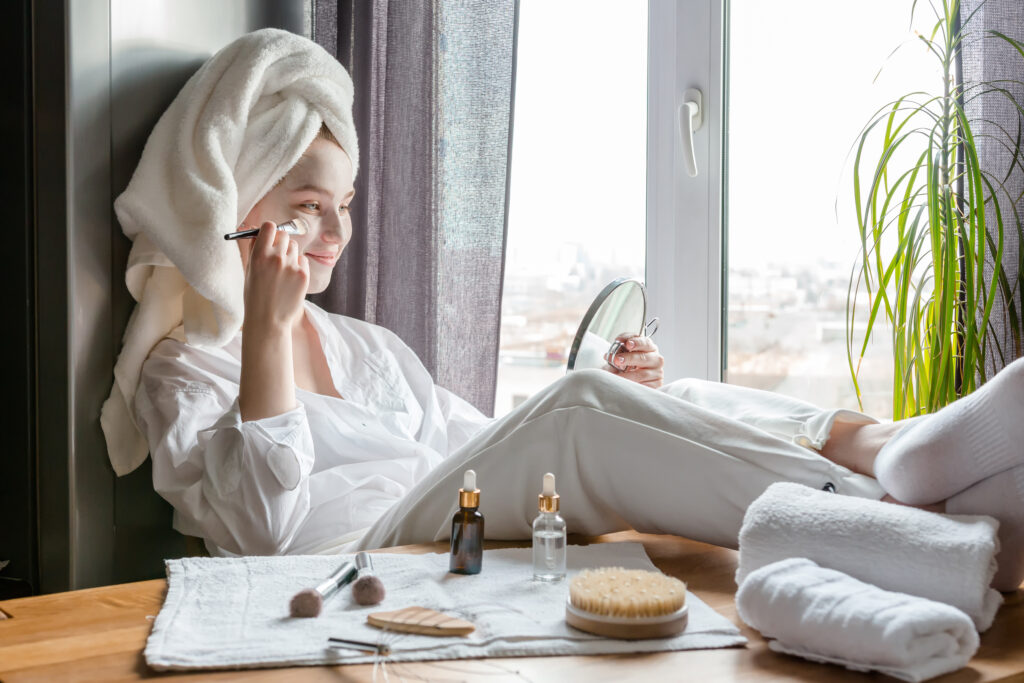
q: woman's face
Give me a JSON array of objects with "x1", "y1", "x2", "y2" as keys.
[{"x1": 240, "y1": 137, "x2": 355, "y2": 294}]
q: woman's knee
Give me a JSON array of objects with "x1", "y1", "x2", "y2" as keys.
[
  {"x1": 660, "y1": 377, "x2": 707, "y2": 401},
  {"x1": 538, "y1": 369, "x2": 628, "y2": 412}
]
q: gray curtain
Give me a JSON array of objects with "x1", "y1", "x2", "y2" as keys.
[
  {"x1": 310, "y1": 0, "x2": 517, "y2": 416},
  {"x1": 962, "y1": 0, "x2": 1024, "y2": 376}
]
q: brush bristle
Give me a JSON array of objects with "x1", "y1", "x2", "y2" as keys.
[
  {"x1": 352, "y1": 575, "x2": 386, "y2": 606},
  {"x1": 569, "y1": 567, "x2": 686, "y2": 618},
  {"x1": 289, "y1": 588, "x2": 323, "y2": 618}
]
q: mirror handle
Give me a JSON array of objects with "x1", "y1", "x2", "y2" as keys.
[{"x1": 644, "y1": 317, "x2": 660, "y2": 338}]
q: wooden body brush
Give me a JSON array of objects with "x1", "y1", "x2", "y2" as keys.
[{"x1": 565, "y1": 567, "x2": 688, "y2": 639}]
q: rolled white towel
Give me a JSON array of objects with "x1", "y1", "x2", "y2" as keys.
[
  {"x1": 737, "y1": 482, "x2": 1002, "y2": 631},
  {"x1": 737, "y1": 558, "x2": 979, "y2": 682}
]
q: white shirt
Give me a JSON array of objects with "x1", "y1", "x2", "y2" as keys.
[{"x1": 133, "y1": 301, "x2": 492, "y2": 556}]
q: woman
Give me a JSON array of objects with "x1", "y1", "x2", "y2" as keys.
[{"x1": 110, "y1": 29, "x2": 1023, "y2": 591}]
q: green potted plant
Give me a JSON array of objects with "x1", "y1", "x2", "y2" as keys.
[{"x1": 848, "y1": 0, "x2": 1024, "y2": 418}]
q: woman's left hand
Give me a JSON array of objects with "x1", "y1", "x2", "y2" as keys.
[{"x1": 603, "y1": 335, "x2": 665, "y2": 388}]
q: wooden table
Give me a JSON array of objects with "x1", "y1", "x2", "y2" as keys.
[{"x1": 2, "y1": 531, "x2": 1022, "y2": 682}]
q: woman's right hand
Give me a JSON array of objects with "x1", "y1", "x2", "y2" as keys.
[{"x1": 242, "y1": 222, "x2": 310, "y2": 332}]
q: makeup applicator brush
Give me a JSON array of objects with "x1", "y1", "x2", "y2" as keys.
[
  {"x1": 224, "y1": 217, "x2": 309, "y2": 241},
  {"x1": 289, "y1": 559, "x2": 357, "y2": 618},
  {"x1": 351, "y1": 552, "x2": 385, "y2": 606}
]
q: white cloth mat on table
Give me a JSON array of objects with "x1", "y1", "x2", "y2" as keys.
[{"x1": 145, "y1": 542, "x2": 746, "y2": 670}]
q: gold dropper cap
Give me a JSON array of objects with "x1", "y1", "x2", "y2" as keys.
[
  {"x1": 459, "y1": 469, "x2": 480, "y2": 508},
  {"x1": 538, "y1": 472, "x2": 560, "y2": 513}
]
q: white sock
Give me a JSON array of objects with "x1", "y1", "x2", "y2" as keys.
[
  {"x1": 946, "y1": 464, "x2": 1024, "y2": 592},
  {"x1": 873, "y1": 357, "x2": 1024, "y2": 505}
]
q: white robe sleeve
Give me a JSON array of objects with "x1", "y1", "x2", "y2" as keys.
[{"x1": 134, "y1": 353, "x2": 315, "y2": 556}]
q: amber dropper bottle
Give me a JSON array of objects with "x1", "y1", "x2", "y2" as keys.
[{"x1": 449, "y1": 469, "x2": 484, "y2": 575}]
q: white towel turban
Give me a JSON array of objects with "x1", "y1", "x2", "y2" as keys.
[{"x1": 102, "y1": 28, "x2": 359, "y2": 476}]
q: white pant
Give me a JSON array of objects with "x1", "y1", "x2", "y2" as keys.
[{"x1": 355, "y1": 370, "x2": 885, "y2": 551}]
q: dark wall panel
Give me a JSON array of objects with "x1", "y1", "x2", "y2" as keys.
[
  {"x1": 29, "y1": 0, "x2": 308, "y2": 592},
  {"x1": 105, "y1": 0, "x2": 308, "y2": 586},
  {"x1": 0, "y1": 0, "x2": 36, "y2": 599},
  {"x1": 34, "y1": 0, "x2": 72, "y2": 594}
]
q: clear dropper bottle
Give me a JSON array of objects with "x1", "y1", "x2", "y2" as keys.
[{"x1": 532, "y1": 472, "x2": 566, "y2": 581}]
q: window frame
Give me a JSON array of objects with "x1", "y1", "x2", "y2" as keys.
[{"x1": 646, "y1": 0, "x2": 725, "y2": 383}]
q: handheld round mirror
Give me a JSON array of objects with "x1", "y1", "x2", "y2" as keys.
[{"x1": 567, "y1": 278, "x2": 650, "y2": 372}]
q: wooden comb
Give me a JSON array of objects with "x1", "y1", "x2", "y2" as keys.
[{"x1": 366, "y1": 606, "x2": 475, "y2": 637}]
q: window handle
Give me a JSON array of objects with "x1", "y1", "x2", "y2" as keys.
[{"x1": 678, "y1": 88, "x2": 703, "y2": 178}]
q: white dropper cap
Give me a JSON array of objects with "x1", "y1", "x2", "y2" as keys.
[
  {"x1": 538, "y1": 472, "x2": 559, "y2": 513},
  {"x1": 458, "y1": 470, "x2": 480, "y2": 508},
  {"x1": 543, "y1": 472, "x2": 557, "y2": 496}
]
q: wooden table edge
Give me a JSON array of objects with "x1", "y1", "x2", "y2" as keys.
[{"x1": 1, "y1": 532, "x2": 1021, "y2": 682}]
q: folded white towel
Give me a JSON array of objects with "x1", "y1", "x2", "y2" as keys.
[
  {"x1": 101, "y1": 28, "x2": 358, "y2": 476},
  {"x1": 736, "y1": 557, "x2": 979, "y2": 682},
  {"x1": 736, "y1": 482, "x2": 1002, "y2": 631}
]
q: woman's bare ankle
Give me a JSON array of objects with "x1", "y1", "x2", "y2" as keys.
[{"x1": 821, "y1": 421, "x2": 905, "y2": 477}]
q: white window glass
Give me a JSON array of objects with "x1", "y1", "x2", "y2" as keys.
[
  {"x1": 494, "y1": 1, "x2": 648, "y2": 416},
  {"x1": 726, "y1": 1, "x2": 939, "y2": 419}
]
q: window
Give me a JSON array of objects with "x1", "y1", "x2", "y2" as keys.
[
  {"x1": 495, "y1": 1, "x2": 648, "y2": 415},
  {"x1": 501, "y1": 1, "x2": 927, "y2": 418},
  {"x1": 725, "y1": 0, "x2": 939, "y2": 418},
  {"x1": 646, "y1": 0, "x2": 724, "y2": 383}
]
